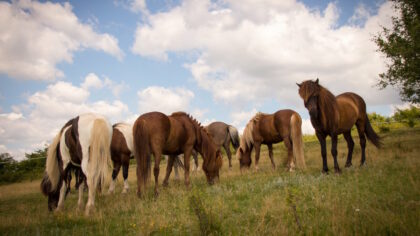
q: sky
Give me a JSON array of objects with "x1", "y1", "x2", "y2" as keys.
[{"x1": 0, "y1": 0, "x2": 405, "y2": 160}]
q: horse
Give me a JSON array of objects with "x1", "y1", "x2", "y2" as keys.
[
  {"x1": 108, "y1": 122, "x2": 133, "y2": 194},
  {"x1": 297, "y1": 78, "x2": 381, "y2": 173},
  {"x1": 133, "y1": 111, "x2": 223, "y2": 197},
  {"x1": 236, "y1": 110, "x2": 306, "y2": 171},
  {"x1": 174, "y1": 121, "x2": 239, "y2": 174},
  {"x1": 41, "y1": 113, "x2": 112, "y2": 215}
]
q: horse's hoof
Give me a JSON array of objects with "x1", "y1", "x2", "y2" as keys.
[
  {"x1": 335, "y1": 168, "x2": 342, "y2": 174},
  {"x1": 322, "y1": 169, "x2": 329, "y2": 174},
  {"x1": 162, "y1": 182, "x2": 169, "y2": 187},
  {"x1": 137, "y1": 191, "x2": 143, "y2": 199},
  {"x1": 122, "y1": 189, "x2": 128, "y2": 194},
  {"x1": 154, "y1": 191, "x2": 159, "y2": 198},
  {"x1": 345, "y1": 162, "x2": 352, "y2": 168}
]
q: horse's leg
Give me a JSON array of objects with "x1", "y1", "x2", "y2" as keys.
[
  {"x1": 316, "y1": 131, "x2": 328, "y2": 173},
  {"x1": 66, "y1": 169, "x2": 72, "y2": 195},
  {"x1": 343, "y1": 131, "x2": 354, "y2": 167},
  {"x1": 331, "y1": 134, "x2": 341, "y2": 173},
  {"x1": 267, "y1": 143, "x2": 276, "y2": 170},
  {"x1": 108, "y1": 161, "x2": 121, "y2": 194},
  {"x1": 77, "y1": 181, "x2": 85, "y2": 211},
  {"x1": 193, "y1": 150, "x2": 200, "y2": 171},
  {"x1": 223, "y1": 142, "x2": 233, "y2": 170},
  {"x1": 283, "y1": 138, "x2": 295, "y2": 172},
  {"x1": 254, "y1": 142, "x2": 261, "y2": 170},
  {"x1": 163, "y1": 155, "x2": 176, "y2": 187},
  {"x1": 152, "y1": 150, "x2": 162, "y2": 198},
  {"x1": 356, "y1": 122, "x2": 367, "y2": 166},
  {"x1": 122, "y1": 158, "x2": 130, "y2": 193},
  {"x1": 183, "y1": 148, "x2": 192, "y2": 188}
]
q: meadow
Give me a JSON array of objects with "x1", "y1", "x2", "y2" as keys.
[{"x1": 0, "y1": 127, "x2": 419, "y2": 235}]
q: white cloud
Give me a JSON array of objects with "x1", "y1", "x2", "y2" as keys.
[
  {"x1": 81, "y1": 73, "x2": 104, "y2": 90},
  {"x1": 302, "y1": 119, "x2": 315, "y2": 135},
  {"x1": 0, "y1": 76, "x2": 131, "y2": 160},
  {"x1": 132, "y1": 0, "x2": 401, "y2": 131},
  {"x1": 0, "y1": 0, "x2": 124, "y2": 81},
  {"x1": 137, "y1": 86, "x2": 194, "y2": 115}
]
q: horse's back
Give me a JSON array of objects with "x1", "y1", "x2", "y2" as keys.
[
  {"x1": 336, "y1": 92, "x2": 367, "y2": 132},
  {"x1": 205, "y1": 122, "x2": 229, "y2": 146},
  {"x1": 113, "y1": 123, "x2": 134, "y2": 154}
]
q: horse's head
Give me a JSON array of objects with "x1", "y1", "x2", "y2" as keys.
[
  {"x1": 41, "y1": 174, "x2": 60, "y2": 211},
  {"x1": 203, "y1": 149, "x2": 223, "y2": 185},
  {"x1": 237, "y1": 146, "x2": 252, "y2": 169},
  {"x1": 297, "y1": 78, "x2": 321, "y2": 119}
]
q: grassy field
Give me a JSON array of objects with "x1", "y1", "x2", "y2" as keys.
[{"x1": 0, "y1": 127, "x2": 419, "y2": 235}]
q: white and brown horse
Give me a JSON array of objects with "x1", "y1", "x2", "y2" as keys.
[
  {"x1": 108, "y1": 122, "x2": 133, "y2": 194},
  {"x1": 41, "y1": 113, "x2": 112, "y2": 215},
  {"x1": 237, "y1": 110, "x2": 306, "y2": 171}
]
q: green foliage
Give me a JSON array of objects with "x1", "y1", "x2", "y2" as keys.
[
  {"x1": 393, "y1": 105, "x2": 420, "y2": 127},
  {"x1": 373, "y1": 0, "x2": 420, "y2": 103},
  {"x1": 0, "y1": 148, "x2": 47, "y2": 185}
]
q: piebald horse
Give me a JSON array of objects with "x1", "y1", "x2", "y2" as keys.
[
  {"x1": 297, "y1": 78, "x2": 381, "y2": 173},
  {"x1": 108, "y1": 122, "x2": 133, "y2": 194},
  {"x1": 133, "y1": 111, "x2": 223, "y2": 198},
  {"x1": 237, "y1": 110, "x2": 306, "y2": 171},
  {"x1": 41, "y1": 113, "x2": 112, "y2": 215}
]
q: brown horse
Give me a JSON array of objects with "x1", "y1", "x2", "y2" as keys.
[
  {"x1": 177, "y1": 121, "x2": 239, "y2": 172},
  {"x1": 297, "y1": 78, "x2": 381, "y2": 173},
  {"x1": 108, "y1": 123, "x2": 133, "y2": 194},
  {"x1": 236, "y1": 110, "x2": 306, "y2": 171},
  {"x1": 133, "y1": 111, "x2": 223, "y2": 197}
]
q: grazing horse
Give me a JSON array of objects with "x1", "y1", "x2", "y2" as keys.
[
  {"x1": 108, "y1": 123, "x2": 133, "y2": 194},
  {"x1": 236, "y1": 110, "x2": 306, "y2": 171},
  {"x1": 41, "y1": 113, "x2": 112, "y2": 215},
  {"x1": 297, "y1": 78, "x2": 381, "y2": 173},
  {"x1": 175, "y1": 121, "x2": 239, "y2": 173},
  {"x1": 133, "y1": 111, "x2": 223, "y2": 197}
]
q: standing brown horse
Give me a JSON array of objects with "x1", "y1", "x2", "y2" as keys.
[
  {"x1": 108, "y1": 123, "x2": 133, "y2": 194},
  {"x1": 297, "y1": 78, "x2": 381, "y2": 173},
  {"x1": 133, "y1": 111, "x2": 223, "y2": 197},
  {"x1": 236, "y1": 110, "x2": 306, "y2": 171}
]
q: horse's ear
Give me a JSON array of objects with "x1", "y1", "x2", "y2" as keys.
[
  {"x1": 315, "y1": 78, "x2": 319, "y2": 84},
  {"x1": 296, "y1": 82, "x2": 302, "y2": 88}
]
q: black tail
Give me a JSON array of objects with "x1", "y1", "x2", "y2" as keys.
[
  {"x1": 365, "y1": 115, "x2": 382, "y2": 148},
  {"x1": 133, "y1": 119, "x2": 151, "y2": 189}
]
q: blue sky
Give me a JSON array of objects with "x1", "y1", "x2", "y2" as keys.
[{"x1": 0, "y1": 0, "x2": 402, "y2": 159}]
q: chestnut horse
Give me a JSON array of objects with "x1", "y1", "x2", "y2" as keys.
[
  {"x1": 133, "y1": 111, "x2": 222, "y2": 197},
  {"x1": 236, "y1": 110, "x2": 305, "y2": 171},
  {"x1": 108, "y1": 123, "x2": 133, "y2": 194},
  {"x1": 175, "y1": 121, "x2": 239, "y2": 173},
  {"x1": 41, "y1": 113, "x2": 112, "y2": 215},
  {"x1": 297, "y1": 78, "x2": 381, "y2": 173}
]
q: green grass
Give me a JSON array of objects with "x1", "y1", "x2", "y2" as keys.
[{"x1": 0, "y1": 127, "x2": 419, "y2": 235}]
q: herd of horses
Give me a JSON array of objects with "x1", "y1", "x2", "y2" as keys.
[{"x1": 40, "y1": 79, "x2": 381, "y2": 215}]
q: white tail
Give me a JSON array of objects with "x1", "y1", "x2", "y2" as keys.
[
  {"x1": 88, "y1": 119, "x2": 112, "y2": 192},
  {"x1": 290, "y1": 113, "x2": 306, "y2": 169},
  {"x1": 45, "y1": 130, "x2": 64, "y2": 192}
]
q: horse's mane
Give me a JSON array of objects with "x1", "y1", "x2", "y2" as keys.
[
  {"x1": 300, "y1": 81, "x2": 338, "y2": 130},
  {"x1": 241, "y1": 112, "x2": 266, "y2": 150},
  {"x1": 171, "y1": 111, "x2": 217, "y2": 166}
]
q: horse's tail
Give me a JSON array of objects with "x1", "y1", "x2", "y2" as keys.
[
  {"x1": 290, "y1": 113, "x2": 306, "y2": 169},
  {"x1": 88, "y1": 118, "x2": 112, "y2": 192},
  {"x1": 227, "y1": 125, "x2": 240, "y2": 149},
  {"x1": 365, "y1": 115, "x2": 382, "y2": 148},
  {"x1": 41, "y1": 130, "x2": 63, "y2": 196},
  {"x1": 133, "y1": 119, "x2": 151, "y2": 190}
]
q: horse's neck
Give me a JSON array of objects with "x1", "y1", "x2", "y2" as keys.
[{"x1": 318, "y1": 88, "x2": 339, "y2": 132}]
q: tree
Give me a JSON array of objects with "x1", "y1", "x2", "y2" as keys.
[
  {"x1": 393, "y1": 105, "x2": 420, "y2": 127},
  {"x1": 374, "y1": 0, "x2": 420, "y2": 103}
]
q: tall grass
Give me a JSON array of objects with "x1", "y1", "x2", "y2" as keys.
[{"x1": 0, "y1": 127, "x2": 419, "y2": 235}]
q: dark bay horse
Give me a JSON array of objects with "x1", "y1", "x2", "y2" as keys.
[
  {"x1": 297, "y1": 78, "x2": 381, "y2": 173},
  {"x1": 41, "y1": 113, "x2": 112, "y2": 215},
  {"x1": 108, "y1": 123, "x2": 133, "y2": 194},
  {"x1": 236, "y1": 110, "x2": 306, "y2": 171},
  {"x1": 133, "y1": 111, "x2": 223, "y2": 197}
]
